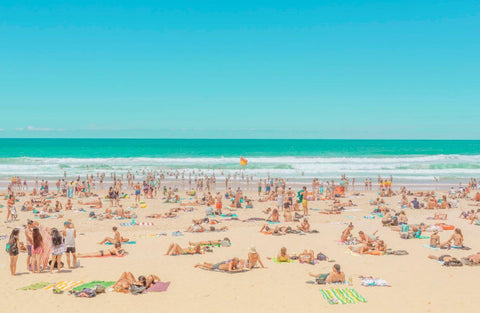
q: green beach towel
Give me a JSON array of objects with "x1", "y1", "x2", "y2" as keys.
[
  {"x1": 272, "y1": 257, "x2": 295, "y2": 263},
  {"x1": 18, "y1": 282, "x2": 51, "y2": 290},
  {"x1": 320, "y1": 288, "x2": 366, "y2": 305},
  {"x1": 72, "y1": 281, "x2": 115, "y2": 292}
]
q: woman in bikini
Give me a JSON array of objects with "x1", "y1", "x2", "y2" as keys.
[
  {"x1": 165, "y1": 243, "x2": 203, "y2": 255},
  {"x1": 440, "y1": 228, "x2": 464, "y2": 248},
  {"x1": 194, "y1": 257, "x2": 244, "y2": 272},
  {"x1": 341, "y1": 223, "x2": 354, "y2": 242},
  {"x1": 245, "y1": 246, "x2": 266, "y2": 269},
  {"x1": 77, "y1": 242, "x2": 127, "y2": 257}
]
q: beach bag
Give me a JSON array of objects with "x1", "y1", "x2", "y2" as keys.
[
  {"x1": 317, "y1": 253, "x2": 327, "y2": 261},
  {"x1": 315, "y1": 274, "x2": 329, "y2": 285},
  {"x1": 94, "y1": 285, "x2": 106, "y2": 294}
]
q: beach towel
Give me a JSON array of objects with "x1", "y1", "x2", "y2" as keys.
[
  {"x1": 423, "y1": 244, "x2": 441, "y2": 250},
  {"x1": 106, "y1": 241, "x2": 136, "y2": 245},
  {"x1": 198, "y1": 267, "x2": 248, "y2": 274},
  {"x1": 172, "y1": 231, "x2": 184, "y2": 236},
  {"x1": 272, "y1": 257, "x2": 295, "y2": 263},
  {"x1": 120, "y1": 222, "x2": 136, "y2": 227},
  {"x1": 220, "y1": 214, "x2": 238, "y2": 218},
  {"x1": 82, "y1": 254, "x2": 126, "y2": 258},
  {"x1": 441, "y1": 245, "x2": 471, "y2": 250},
  {"x1": 146, "y1": 281, "x2": 170, "y2": 292},
  {"x1": 267, "y1": 221, "x2": 280, "y2": 224},
  {"x1": 360, "y1": 277, "x2": 391, "y2": 287},
  {"x1": 137, "y1": 222, "x2": 154, "y2": 226},
  {"x1": 44, "y1": 281, "x2": 84, "y2": 291},
  {"x1": 321, "y1": 288, "x2": 366, "y2": 305},
  {"x1": 72, "y1": 281, "x2": 115, "y2": 292},
  {"x1": 18, "y1": 282, "x2": 51, "y2": 290}
]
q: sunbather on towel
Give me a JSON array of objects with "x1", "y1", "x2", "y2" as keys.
[
  {"x1": 98, "y1": 226, "x2": 129, "y2": 244},
  {"x1": 189, "y1": 238, "x2": 230, "y2": 247},
  {"x1": 194, "y1": 257, "x2": 244, "y2": 272},
  {"x1": 430, "y1": 231, "x2": 440, "y2": 247},
  {"x1": 340, "y1": 223, "x2": 354, "y2": 242},
  {"x1": 428, "y1": 254, "x2": 457, "y2": 263},
  {"x1": 275, "y1": 247, "x2": 290, "y2": 262},
  {"x1": 310, "y1": 264, "x2": 345, "y2": 283},
  {"x1": 349, "y1": 242, "x2": 373, "y2": 254},
  {"x1": 165, "y1": 243, "x2": 203, "y2": 255},
  {"x1": 466, "y1": 252, "x2": 480, "y2": 264},
  {"x1": 297, "y1": 218, "x2": 310, "y2": 232},
  {"x1": 298, "y1": 249, "x2": 315, "y2": 264},
  {"x1": 113, "y1": 272, "x2": 161, "y2": 292},
  {"x1": 78, "y1": 242, "x2": 127, "y2": 257},
  {"x1": 440, "y1": 228, "x2": 464, "y2": 248}
]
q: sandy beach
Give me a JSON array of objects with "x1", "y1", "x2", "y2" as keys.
[{"x1": 1, "y1": 183, "x2": 479, "y2": 313}]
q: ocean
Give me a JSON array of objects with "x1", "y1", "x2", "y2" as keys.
[{"x1": 0, "y1": 139, "x2": 479, "y2": 186}]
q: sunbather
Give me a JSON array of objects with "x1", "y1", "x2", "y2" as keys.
[
  {"x1": 165, "y1": 243, "x2": 203, "y2": 255},
  {"x1": 440, "y1": 228, "x2": 464, "y2": 248},
  {"x1": 310, "y1": 264, "x2": 345, "y2": 283},
  {"x1": 98, "y1": 226, "x2": 129, "y2": 244},
  {"x1": 245, "y1": 246, "x2": 266, "y2": 269},
  {"x1": 194, "y1": 257, "x2": 244, "y2": 272},
  {"x1": 276, "y1": 247, "x2": 290, "y2": 262},
  {"x1": 78, "y1": 242, "x2": 127, "y2": 257}
]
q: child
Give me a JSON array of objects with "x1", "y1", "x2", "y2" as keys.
[{"x1": 7, "y1": 228, "x2": 20, "y2": 275}]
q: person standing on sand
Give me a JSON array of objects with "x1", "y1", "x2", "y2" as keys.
[
  {"x1": 134, "y1": 182, "x2": 141, "y2": 203},
  {"x1": 63, "y1": 221, "x2": 77, "y2": 269},
  {"x1": 215, "y1": 192, "x2": 223, "y2": 215},
  {"x1": 277, "y1": 186, "x2": 285, "y2": 211},
  {"x1": 301, "y1": 186, "x2": 308, "y2": 216}
]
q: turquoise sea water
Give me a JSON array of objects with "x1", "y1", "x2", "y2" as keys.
[{"x1": 0, "y1": 139, "x2": 479, "y2": 184}]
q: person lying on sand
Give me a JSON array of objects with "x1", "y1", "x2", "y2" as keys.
[
  {"x1": 310, "y1": 264, "x2": 345, "y2": 284},
  {"x1": 99, "y1": 226, "x2": 129, "y2": 244},
  {"x1": 78, "y1": 197, "x2": 102, "y2": 208},
  {"x1": 349, "y1": 242, "x2": 373, "y2": 254},
  {"x1": 466, "y1": 252, "x2": 480, "y2": 264},
  {"x1": 113, "y1": 272, "x2": 161, "y2": 292},
  {"x1": 428, "y1": 254, "x2": 458, "y2": 263},
  {"x1": 165, "y1": 243, "x2": 203, "y2": 255},
  {"x1": 189, "y1": 238, "x2": 230, "y2": 247},
  {"x1": 78, "y1": 242, "x2": 127, "y2": 257},
  {"x1": 194, "y1": 257, "x2": 244, "y2": 272},
  {"x1": 245, "y1": 246, "x2": 266, "y2": 269}
]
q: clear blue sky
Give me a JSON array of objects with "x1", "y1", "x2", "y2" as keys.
[{"x1": 0, "y1": 1, "x2": 478, "y2": 139}]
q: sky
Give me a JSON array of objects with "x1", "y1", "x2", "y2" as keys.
[{"x1": 0, "y1": 1, "x2": 479, "y2": 139}]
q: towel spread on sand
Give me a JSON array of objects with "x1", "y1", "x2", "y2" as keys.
[
  {"x1": 272, "y1": 257, "x2": 295, "y2": 263},
  {"x1": 361, "y1": 277, "x2": 391, "y2": 287},
  {"x1": 146, "y1": 281, "x2": 170, "y2": 292},
  {"x1": 18, "y1": 282, "x2": 51, "y2": 290},
  {"x1": 44, "y1": 281, "x2": 84, "y2": 291},
  {"x1": 72, "y1": 281, "x2": 116, "y2": 292},
  {"x1": 106, "y1": 241, "x2": 136, "y2": 245},
  {"x1": 320, "y1": 288, "x2": 366, "y2": 305}
]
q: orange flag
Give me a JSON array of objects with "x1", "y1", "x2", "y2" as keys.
[{"x1": 240, "y1": 157, "x2": 248, "y2": 166}]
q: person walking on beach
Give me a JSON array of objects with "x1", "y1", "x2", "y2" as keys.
[{"x1": 63, "y1": 221, "x2": 77, "y2": 269}]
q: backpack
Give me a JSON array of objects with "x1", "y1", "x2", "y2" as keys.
[{"x1": 317, "y1": 253, "x2": 327, "y2": 261}]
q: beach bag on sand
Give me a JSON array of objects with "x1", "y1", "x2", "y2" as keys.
[{"x1": 317, "y1": 253, "x2": 327, "y2": 261}]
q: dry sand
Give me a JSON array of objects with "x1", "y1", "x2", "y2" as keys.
[{"x1": 0, "y1": 187, "x2": 479, "y2": 313}]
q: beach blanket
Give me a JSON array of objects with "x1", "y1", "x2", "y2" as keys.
[
  {"x1": 321, "y1": 288, "x2": 366, "y2": 305},
  {"x1": 138, "y1": 222, "x2": 154, "y2": 226},
  {"x1": 72, "y1": 281, "x2": 115, "y2": 292},
  {"x1": 272, "y1": 257, "x2": 295, "y2": 263},
  {"x1": 361, "y1": 277, "x2": 391, "y2": 287},
  {"x1": 18, "y1": 282, "x2": 51, "y2": 290},
  {"x1": 44, "y1": 281, "x2": 84, "y2": 291},
  {"x1": 133, "y1": 233, "x2": 167, "y2": 239},
  {"x1": 423, "y1": 244, "x2": 441, "y2": 250},
  {"x1": 146, "y1": 281, "x2": 170, "y2": 292},
  {"x1": 106, "y1": 241, "x2": 136, "y2": 245},
  {"x1": 172, "y1": 231, "x2": 184, "y2": 236},
  {"x1": 120, "y1": 222, "x2": 136, "y2": 227},
  {"x1": 82, "y1": 254, "x2": 125, "y2": 258},
  {"x1": 441, "y1": 245, "x2": 471, "y2": 250},
  {"x1": 198, "y1": 267, "x2": 248, "y2": 274}
]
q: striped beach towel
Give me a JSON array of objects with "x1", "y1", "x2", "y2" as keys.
[
  {"x1": 138, "y1": 222, "x2": 154, "y2": 226},
  {"x1": 44, "y1": 280, "x2": 84, "y2": 291},
  {"x1": 320, "y1": 288, "x2": 366, "y2": 305}
]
